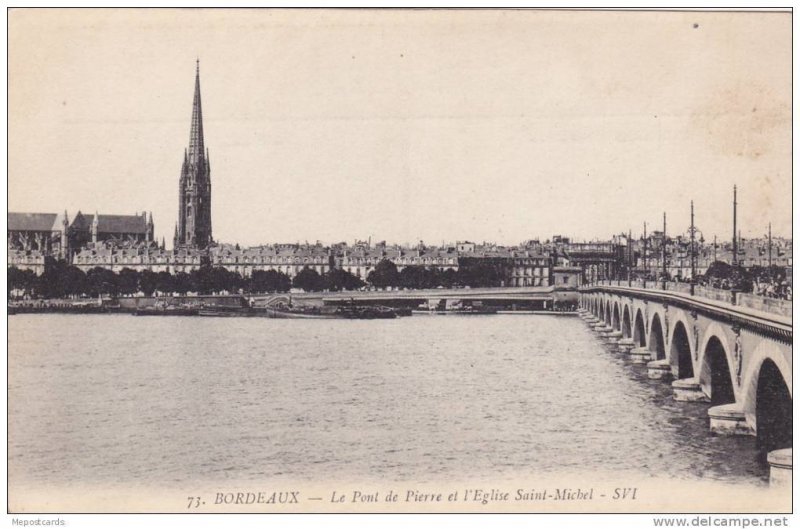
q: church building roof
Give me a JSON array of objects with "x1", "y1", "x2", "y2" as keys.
[
  {"x1": 7, "y1": 212, "x2": 59, "y2": 232},
  {"x1": 81, "y1": 213, "x2": 149, "y2": 234}
]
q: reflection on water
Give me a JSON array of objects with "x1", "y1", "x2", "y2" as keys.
[{"x1": 8, "y1": 314, "x2": 768, "y2": 488}]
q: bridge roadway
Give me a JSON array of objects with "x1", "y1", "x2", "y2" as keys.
[{"x1": 580, "y1": 282, "x2": 792, "y2": 486}]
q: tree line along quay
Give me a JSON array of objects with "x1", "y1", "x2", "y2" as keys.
[
  {"x1": 6, "y1": 255, "x2": 791, "y2": 307},
  {"x1": 7, "y1": 257, "x2": 518, "y2": 300}
]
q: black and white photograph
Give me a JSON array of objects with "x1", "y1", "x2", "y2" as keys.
[{"x1": 5, "y1": 7, "x2": 793, "y2": 523}]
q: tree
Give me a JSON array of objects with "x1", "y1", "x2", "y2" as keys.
[
  {"x1": 117, "y1": 268, "x2": 139, "y2": 296},
  {"x1": 173, "y1": 272, "x2": 193, "y2": 295},
  {"x1": 37, "y1": 258, "x2": 90, "y2": 298},
  {"x1": 212, "y1": 267, "x2": 244, "y2": 294},
  {"x1": 292, "y1": 267, "x2": 323, "y2": 292},
  {"x1": 751, "y1": 265, "x2": 786, "y2": 284},
  {"x1": 366, "y1": 259, "x2": 399, "y2": 288},
  {"x1": 398, "y1": 266, "x2": 442, "y2": 289},
  {"x1": 190, "y1": 267, "x2": 213, "y2": 294},
  {"x1": 64, "y1": 266, "x2": 89, "y2": 297},
  {"x1": 440, "y1": 268, "x2": 459, "y2": 288},
  {"x1": 456, "y1": 261, "x2": 503, "y2": 288},
  {"x1": 139, "y1": 269, "x2": 159, "y2": 296},
  {"x1": 247, "y1": 270, "x2": 292, "y2": 293},
  {"x1": 155, "y1": 271, "x2": 175, "y2": 295},
  {"x1": 86, "y1": 267, "x2": 119, "y2": 297},
  {"x1": 8, "y1": 267, "x2": 37, "y2": 298},
  {"x1": 323, "y1": 268, "x2": 365, "y2": 291},
  {"x1": 703, "y1": 261, "x2": 753, "y2": 292}
]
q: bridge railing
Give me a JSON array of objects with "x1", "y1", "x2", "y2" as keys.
[
  {"x1": 663, "y1": 282, "x2": 692, "y2": 294},
  {"x1": 585, "y1": 280, "x2": 791, "y2": 318},
  {"x1": 692, "y1": 285, "x2": 735, "y2": 305},
  {"x1": 736, "y1": 292, "x2": 793, "y2": 318}
]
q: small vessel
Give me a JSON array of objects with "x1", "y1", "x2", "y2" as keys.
[
  {"x1": 447, "y1": 306, "x2": 498, "y2": 315},
  {"x1": 339, "y1": 305, "x2": 397, "y2": 319},
  {"x1": 413, "y1": 306, "x2": 497, "y2": 316},
  {"x1": 256, "y1": 305, "x2": 341, "y2": 319},
  {"x1": 197, "y1": 304, "x2": 251, "y2": 317},
  {"x1": 133, "y1": 302, "x2": 199, "y2": 316},
  {"x1": 252, "y1": 304, "x2": 399, "y2": 319}
]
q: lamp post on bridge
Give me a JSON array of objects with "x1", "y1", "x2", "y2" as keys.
[
  {"x1": 661, "y1": 212, "x2": 667, "y2": 290},
  {"x1": 732, "y1": 185, "x2": 738, "y2": 267},
  {"x1": 768, "y1": 222, "x2": 772, "y2": 269},
  {"x1": 628, "y1": 229, "x2": 632, "y2": 287},
  {"x1": 690, "y1": 201, "x2": 696, "y2": 296},
  {"x1": 643, "y1": 221, "x2": 648, "y2": 289}
]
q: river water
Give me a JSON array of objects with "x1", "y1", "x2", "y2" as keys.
[{"x1": 8, "y1": 314, "x2": 769, "y2": 498}]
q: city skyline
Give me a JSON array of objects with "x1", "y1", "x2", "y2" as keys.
[{"x1": 9, "y1": 9, "x2": 792, "y2": 247}]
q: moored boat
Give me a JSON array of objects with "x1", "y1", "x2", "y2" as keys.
[
  {"x1": 256, "y1": 306, "x2": 341, "y2": 319},
  {"x1": 133, "y1": 304, "x2": 199, "y2": 316}
]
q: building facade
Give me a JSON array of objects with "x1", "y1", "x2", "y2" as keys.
[{"x1": 8, "y1": 211, "x2": 154, "y2": 274}]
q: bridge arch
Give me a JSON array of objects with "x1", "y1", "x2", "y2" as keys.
[
  {"x1": 754, "y1": 359, "x2": 792, "y2": 454},
  {"x1": 698, "y1": 332, "x2": 736, "y2": 406},
  {"x1": 740, "y1": 340, "x2": 793, "y2": 452},
  {"x1": 670, "y1": 321, "x2": 694, "y2": 379},
  {"x1": 612, "y1": 302, "x2": 621, "y2": 331},
  {"x1": 633, "y1": 308, "x2": 646, "y2": 347},
  {"x1": 598, "y1": 300, "x2": 605, "y2": 321},
  {"x1": 622, "y1": 305, "x2": 632, "y2": 338},
  {"x1": 648, "y1": 313, "x2": 666, "y2": 360},
  {"x1": 606, "y1": 300, "x2": 612, "y2": 324}
]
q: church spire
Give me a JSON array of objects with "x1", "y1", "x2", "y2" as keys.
[
  {"x1": 188, "y1": 59, "x2": 205, "y2": 164},
  {"x1": 176, "y1": 59, "x2": 213, "y2": 250}
]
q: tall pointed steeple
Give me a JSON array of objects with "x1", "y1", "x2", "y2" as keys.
[
  {"x1": 188, "y1": 59, "x2": 205, "y2": 164},
  {"x1": 176, "y1": 59, "x2": 213, "y2": 249}
]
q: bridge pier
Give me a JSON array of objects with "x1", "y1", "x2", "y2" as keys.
[
  {"x1": 707, "y1": 403, "x2": 753, "y2": 436},
  {"x1": 671, "y1": 378, "x2": 709, "y2": 402},
  {"x1": 646, "y1": 359, "x2": 672, "y2": 380},
  {"x1": 767, "y1": 449, "x2": 792, "y2": 488},
  {"x1": 628, "y1": 347, "x2": 651, "y2": 364},
  {"x1": 617, "y1": 337, "x2": 634, "y2": 353},
  {"x1": 597, "y1": 325, "x2": 614, "y2": 335}
]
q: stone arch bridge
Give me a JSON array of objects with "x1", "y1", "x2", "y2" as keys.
[{"x1": 579, "y1": 282, "x2": 792, "y2": 485}]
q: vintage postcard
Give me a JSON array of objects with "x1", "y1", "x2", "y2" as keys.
[{"x1": 6, "y1": 7, "x2": 793, "y2": 521}]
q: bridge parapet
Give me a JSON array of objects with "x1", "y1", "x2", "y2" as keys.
[
  {"x1": 586, "y1": 280, "x2": 791, "y2": 318},
  {"x1": 737, "y1": 293, "x2": 793, "y2": 318},
  {"x1": 664, "y1": 282, "x2": 692, "y2": 295},
  {"x1": 694, "y1": 285, "x2": 735, "y2": 305}
]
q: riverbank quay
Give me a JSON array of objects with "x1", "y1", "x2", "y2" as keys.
[{"x1": 7, "y1": 285, "x2": 579, "y2": 316}]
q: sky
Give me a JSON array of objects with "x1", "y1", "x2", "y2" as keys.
[{"x1": 8, "y1": 9, "x2": 792, "y2": 248}]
